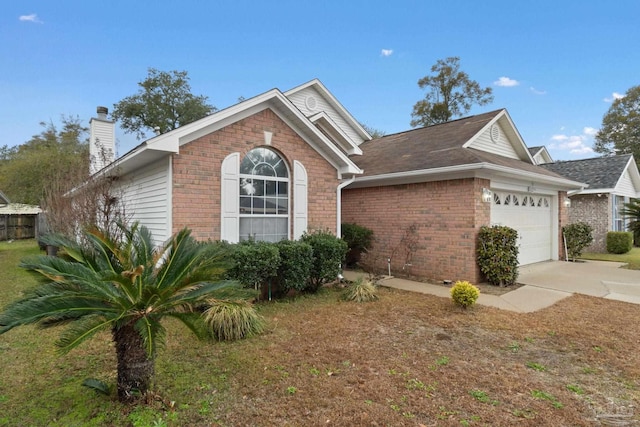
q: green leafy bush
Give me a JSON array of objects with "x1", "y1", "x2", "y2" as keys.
[
  {"x1": 477, "y1": 225, "x2": 519, "y2": 286},
  {"x1": 343, "y1": 277, "x2": 378, "y2": 303},
  {"x1": 450, "y1": 280, "x2": 480, "y2": 309},
  {"x1": 562, "y1": 222, "x2": 593, "y2": 261},
  {"x1": 301, "y1": 230, "x2": 348, "y2": 292},
  {"x1": 276, "y1": 240, "x2": 313, "y2": 292},
  {"x1": 341, "y1": 223, "x2": 374, "y2": 267},
  {"x1": 606, "y1": 231, "x2": 633, "y2": 254},
  {"x1": 203, "y1": 299, "x2": 265, "y2": 341},
  {"x1": 228, "y1": 241, "x2": 280, "y2": 289}
]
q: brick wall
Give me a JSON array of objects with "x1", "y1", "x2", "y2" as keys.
[
  {"x1": 171, "y1": 108, "x2": 339, "y2": 241},
  {"x1": 568, "y1": 194, "x2": 609, "y2": 252},
  {"x1": 341, "y1": 178, "x2": 491, "y2": 283}
]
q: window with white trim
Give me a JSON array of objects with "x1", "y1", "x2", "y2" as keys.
[
  {"x1": 238, "y1": 147, "x2": 289, "y2": 242},
  {"x1": 613, "y1": 195, "x2": 627, "y2": 232}
]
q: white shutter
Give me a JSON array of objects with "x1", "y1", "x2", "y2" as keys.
[
  {"x1": 293, "y1": 160, "x2": 308, "y2": 239},
  {"x1": 220, "y1": 153, "x2": 240, "y2": 242}
]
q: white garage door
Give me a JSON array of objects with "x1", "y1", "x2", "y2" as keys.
[{"x1": 490, "y1": 191, "x2": 552, "y2": 265}]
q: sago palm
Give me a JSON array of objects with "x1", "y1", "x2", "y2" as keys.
[
  {"x1": 620, "y1": 199, "x2": 640, "y2": 244},
  {"x1": 0, "y1": 222, "x2": 240, "y2": 401}
]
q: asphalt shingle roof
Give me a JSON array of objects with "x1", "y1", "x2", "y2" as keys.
[
  {"x1": 352, "y1": 110, "x2": 567, "y2": 181},
  {"x1": 540, "y1": 155, "x2": 632, "y2": 189}
]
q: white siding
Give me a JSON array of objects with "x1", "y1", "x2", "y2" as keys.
[
  {"x1": 118, "y1": 158, "x2": 172, "y2": 246},
  {"x1": 286, "y1": 87, "x2": 365, "y2": 146},
  {"x1": 468, "y1": 123, "x2": 520, "y2": 159},
  {"x1": 89, "y1": 119, "x2": 115, "y2": 174},
  {"x1": 615, "y1": 169, "x2": 637, "y2": 198}
]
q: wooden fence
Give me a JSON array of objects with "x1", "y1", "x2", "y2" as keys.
[{"x1": 0, "y1": 214, "x2": 38, "y2": 240}]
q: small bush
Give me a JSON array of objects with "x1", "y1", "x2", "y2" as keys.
[
  {"x1": 341, "y1": 223, "x2": 374, "y2": 267},
  {"x1": 562, "y1": 222, "x2": 593, "y2": 261},
  {"x1": 477, "y1": 226, "x2": 519, "y2": 286},
  {"x1": 450, "y1": 280, "x2": 480, "y2": 309},
  {"x1": 343, "y1": 277, "x2": 378, "y2": 303},
  {"x1": 228, "y1": 241, "x2": 280, "y2": 289},
  {"x1": 606, "y1": 231, "x2": 633, "y2": 254},
  {"x1": 301, "y1": 230, "x2": 348, "y2": 292},
  {"x1": 203, "y1": 299, "x2": 265, "y2": 341},
  {"x1": 276, "y1": 240, "x2": 313, "y2": 292}
]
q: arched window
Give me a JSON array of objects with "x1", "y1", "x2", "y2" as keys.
[{"x1": 238, "y1": 147, "x2": 289, "y2": 242}]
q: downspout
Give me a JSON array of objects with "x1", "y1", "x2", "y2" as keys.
[{"x1": 336, "y1": 176, "x2": 356, "y2": 238}]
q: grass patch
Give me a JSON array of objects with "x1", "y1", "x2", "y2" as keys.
[
  {"x1": 1, "y1": 240, "x2": 640, "y2": 425},
  {"x1": 581, "y1": 247, "x2": 640, "y2": 269}
]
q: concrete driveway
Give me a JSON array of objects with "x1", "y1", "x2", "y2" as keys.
[{"x1": 517, "y1": 260, "x2": 640, "y2": 305}]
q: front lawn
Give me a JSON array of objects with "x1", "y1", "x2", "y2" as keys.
[
  {"x1": 1, "y1": 240, "x2": 639, "y2": 425},
  {"x1": 581, "y1": 247, "x2": 640, "y2": 270}
]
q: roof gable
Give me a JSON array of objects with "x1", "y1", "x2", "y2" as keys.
[
  {"x1": 284, "y1": 79, "x2": 371, "y2": 146},
  {"x1": 528, "y1": 146, "x2": 554, "y2": 164},
  {"x1": 105, "y1": 84, "x2": 363, "y2": 178}
]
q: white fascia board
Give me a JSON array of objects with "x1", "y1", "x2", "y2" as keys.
[
  {"x1": 615, "y1": 155, "x2": 640, "y2": 194},
  {"x1": 284, "y1": 79, "x2": 372, "y2": 141},
  {"x1": 347, "y1": 162, "x2": 586, "y2": 190},
  {"x1": 309, "y1": 111, "x2": 363, "y2": 155},
  {"x1": 570, "y1": 188, "x2": 611, "y2": 196}
]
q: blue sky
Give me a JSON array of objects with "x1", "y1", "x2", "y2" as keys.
[{"x1": 2, "y1": 1, "x2": 638, "y2": 161}]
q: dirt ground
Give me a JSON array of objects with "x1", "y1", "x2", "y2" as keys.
[{"x1": 200, "y1": 285, "x2": 640, "y2": 426}]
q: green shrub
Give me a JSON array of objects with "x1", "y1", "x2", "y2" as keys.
[
  {"x1": 606, "y1": 231, "x2": 633, "y2": 254},
  {"x1": 450, "y1": 280, "x2": 480, "y2": 309},
  {"x1": 562, "y1": 222, "x2": 593, "y2": 261},
  {"x1": 203, "y1": 299, "x2": 265, "y2": 341},
  {"x1": 343, "y1": 277, "x2": 378, "y2": 303},
  {"x1": 341, "y1": 223, "x2": 374, "y2": 267},
  {"x1": 477, "y1": 225, "x2": 519, "y2": 286},
  {"x1": 228, "y1": 241, "x2": 280, "y2": 289},
  {"x1": 301, "y1": 230, "x2": 348, "y2": 292},
  {"x1": 276, "y1": 240, "x2": 313, "y2": 292}
]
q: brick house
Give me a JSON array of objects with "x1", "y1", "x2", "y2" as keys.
[
  {"x1": 91, "y1": 80, "x2": 584, "y2": 284},
  {"x1": 540, "y1": 155, "x2": 640, "y2": 252}
]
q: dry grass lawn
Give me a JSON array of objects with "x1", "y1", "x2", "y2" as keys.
[{"x1": 1, "y1": 240, "x2": 639, "y2": 426}]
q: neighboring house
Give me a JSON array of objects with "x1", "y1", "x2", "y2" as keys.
[
  {"x1": 540, "y1": 155, "x2": 640, "y2": 252},
  {"x1": 341, "y1": 109, "x2": 584, "y2": 283},
  {"x1": 0, "y1": 191, "x2": 42, "y2": 240},
  {"x1": 91, "y1": 82, "x2": 584, "y2": 285}
]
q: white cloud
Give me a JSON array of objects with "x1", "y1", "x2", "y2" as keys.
[
  {"x1": 604, "y1": 92, "x2": 625, "y2": 102},
  {"x1": 494, "y1": 76, "x2": 519, "y2": 87},
  {"x1": 380, "y1": 49, "x2": 393, "y2": 57},
  {"x1": 583, "y1": 127, "x2": 598, "y2": 136},
  {"x1": 548, "y1": 129, "x2": 596, "y2": 156},
  {"x1": 530, "y1": 86, "x2": 547, "y2": 95},
  {"x1": 19, "y1": 14, "x2": 42, "y2": 23}
]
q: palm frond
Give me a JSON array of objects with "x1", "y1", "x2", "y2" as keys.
[
  {"x1": 133, "y1": 316, "x2": 165, "y2": 358},
  {"x1": 57, "y1": 314, "x2": 115, "y2": 354},
  {"x1": 164, "y1": 311, "x2": 209, "y2": 340}
]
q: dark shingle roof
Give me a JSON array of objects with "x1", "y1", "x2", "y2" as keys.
[
  {"x1": 540, "y1": 155, "x2": 632, "y2": 189},
  {"x1": 352, "y1": 110, "x2": 566, "y2": 181}
]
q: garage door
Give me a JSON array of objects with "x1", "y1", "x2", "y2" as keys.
[{"x1": 490, "y1": 191, "x2": 552, "y2": 265}]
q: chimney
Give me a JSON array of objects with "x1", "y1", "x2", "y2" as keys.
[{"x1": 89, "y1": 106, "x2": 115, "y2": 174}]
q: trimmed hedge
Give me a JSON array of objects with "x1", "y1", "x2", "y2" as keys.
[
  {"x1": 341, "y1": 223, "x2": 374, "y2": 267},
  {"x1": 477, "y1": 225, "x2": 519, "y2": 286},
  {"x1": 301, "y1": 230, "x2": 348, "y2": 292},
  {"x1": 229, "y1": 241, "x2": 280, "y2": 289},
  {"x1": 607, "y1": 231, "x2": 633, "y2": 254},
  {"x1": 562, "y1": 222, "x2": 593, "y2": 261},
  {"x1": 276, "y1": 240, "x2": 313, "y2": 292}
]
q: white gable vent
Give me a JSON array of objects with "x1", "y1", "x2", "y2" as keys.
[
  {"x1": 304, "y1": 95, "x2": 318, "y2": 112},
  {"x1": 490, "y1": 124, "x2": 501, "y2": 143}
]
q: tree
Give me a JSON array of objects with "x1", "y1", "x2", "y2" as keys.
[
  {"x1": 112, "y1": 68, "x2": 216, "y2": 140},
  {"x1": 410, "y1": 57, "x2": 494, "y2": 127},
  {"x1": 593, "y1": 85, "x2": 640, "y2": 159},
  {"x1": 0, "y1": 222, "x2": 241, "y2": 401},
  {"x1": 0, "y1": 117, "x2": 89, "y2": 205},
  {"x1": 360, "y1": 123, "x2": 386, "y2": 139}
]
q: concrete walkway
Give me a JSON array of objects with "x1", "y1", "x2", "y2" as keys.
[{"x1": 343, "y1": 260, "x2": 640, "y2": 313}]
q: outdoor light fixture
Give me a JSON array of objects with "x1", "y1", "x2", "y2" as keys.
[
  {"x1": 481, "y1": 188, "x2": 492, "y2": 203},
  {"x1": 563, "y1": 197, "x2": 571, "y2": 208}
]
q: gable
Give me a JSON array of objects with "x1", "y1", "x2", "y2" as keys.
[
  {"x1": 467, "y1": 121, "x2": 520, "y2": 160},
  {"x1": 285, "y1": 81, "x2": 370, "y2": 147}
]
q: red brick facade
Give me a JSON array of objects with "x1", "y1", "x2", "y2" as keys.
[
  {"x1": 341, "y1": 178, "x2": 491, "y2": 284},
  {"x1": 171, "y1": 108, "x2": 339, "y2": 241}
]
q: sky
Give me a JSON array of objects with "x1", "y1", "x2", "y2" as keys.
[{"x1": 1, "y1": 1, "x2": 639, "y2": 161}]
